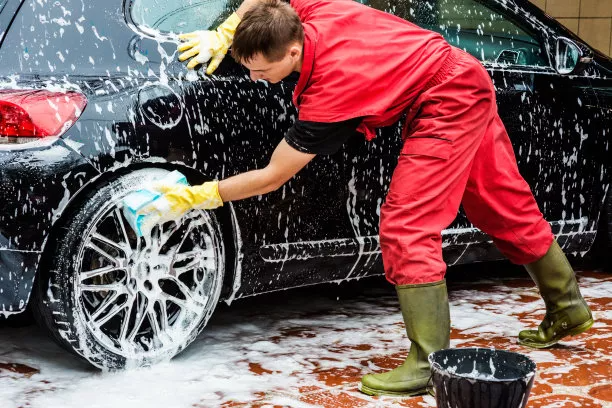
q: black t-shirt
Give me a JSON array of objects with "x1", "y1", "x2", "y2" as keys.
[{"x1": 284, "y1": 118, "x2": 362, "y2": 155}]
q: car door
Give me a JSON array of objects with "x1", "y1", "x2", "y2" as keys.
[
  {"x1": 427, "y1": 0, "x2": 600, "y2": 249},
  {"x1": 438, "y1": 0, "x2": 596, "y2": 244},
  {"x1": 125, "y1": 0, "x2": 358, "y2": 293},
  {"x1": 346, "y1": 0, "x2": 600, "y2": 269}
]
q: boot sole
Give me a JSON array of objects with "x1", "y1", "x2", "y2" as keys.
[
  {"x1": 518, "y1": 318, "x2": 595, "y2": 349},
  {"x1": 358, "y1": 382, "x2": 428, "y2": 397}
]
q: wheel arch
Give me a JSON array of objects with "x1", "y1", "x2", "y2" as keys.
[{"x1": 35, "y1": 160, "x2": 242, "y2": 309}]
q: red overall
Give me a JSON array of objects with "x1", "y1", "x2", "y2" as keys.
[{"x1": 291, "y1": 0, "x2": 554, "y2": 284}]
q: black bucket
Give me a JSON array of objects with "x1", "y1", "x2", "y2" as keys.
[{"x1": 428, "y1": 348, "x2": 536, "y2": 408}]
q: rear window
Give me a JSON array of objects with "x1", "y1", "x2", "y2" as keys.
[
  {"x1": 0, "y1": 0, "x2": 17, "y2": 44},
  {"x1": 129, "y1": 0, "x2": 235, "y2": 34}
]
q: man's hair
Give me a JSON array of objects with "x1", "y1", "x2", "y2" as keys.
[{"x1": 232, "y1": 0, "x2": 304, "y2": 63}]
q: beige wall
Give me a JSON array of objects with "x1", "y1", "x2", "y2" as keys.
[{"x1": 529, "y1": 0, "x2": 612, "y2": 56}]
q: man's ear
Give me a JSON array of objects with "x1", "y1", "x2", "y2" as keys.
[{"x1": 289, "y1": 43, "x2": 302, "y2": 60}]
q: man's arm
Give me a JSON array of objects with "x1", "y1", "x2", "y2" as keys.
[{"x1": 217, "y1": 139, "x2": 316, "y2": 202}]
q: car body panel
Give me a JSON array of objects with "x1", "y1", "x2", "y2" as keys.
[
  {"x1": 0, "y1": 138, "x2": 99, "y2": 312},
  {"x1": 0, "y1": 247, "x2": 39, "y2": 314}
]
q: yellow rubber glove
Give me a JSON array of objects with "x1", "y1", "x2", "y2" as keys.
[
  {"x1": 137, "y1": 181, "x2": 224, "y2": 228},
  {"x1": 178, "y1": 13, "x2": 241, "y2": 75}
]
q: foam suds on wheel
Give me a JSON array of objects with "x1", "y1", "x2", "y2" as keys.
[
  {"x1": 54, "y1": 169, "x2": 227, "y2": 370},
  {"x1": 82, "y1": 213, "x2": 221, "y2": 368}
]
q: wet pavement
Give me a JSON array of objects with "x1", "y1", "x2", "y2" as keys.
[{"x1": 0, "y1": 262, "x2": 610, "y2": 408}]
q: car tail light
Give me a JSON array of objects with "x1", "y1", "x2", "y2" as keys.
[{"x1": 0, "y1": 89, "x2": 87, "y2": 144}]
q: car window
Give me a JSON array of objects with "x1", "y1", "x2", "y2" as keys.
[
  {"x1": 0, "y1": 0, "x2": 15, "y2": 44},
  {"x1": 360, "y1": 0, "x2": 548, "y2": 67},
  {"x1": 129, "y1": 0, "x2": 236, "y2": 33}
]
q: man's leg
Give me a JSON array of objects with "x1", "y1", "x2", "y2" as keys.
[
  {"x1": 360, "y1": 49, "x2": 496, "y2": 396},
  {"x1": 461, "y1": 114, "x2": 593, "y2": 348},
  {"x1": 360, "y1": 148, "x2": 472, "y2": 396}
]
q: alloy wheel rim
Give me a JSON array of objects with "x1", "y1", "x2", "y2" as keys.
[{"x1": 74, "y1": 203, "x2": 223, "y2": 359}]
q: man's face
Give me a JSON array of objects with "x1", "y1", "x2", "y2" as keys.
[{"x1": 241, "y1": 45, "x2": 302, "y2": 84}]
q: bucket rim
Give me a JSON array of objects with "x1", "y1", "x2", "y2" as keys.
[{"x1": 428, "y1": 347, "x2": 537, "y2": 383}]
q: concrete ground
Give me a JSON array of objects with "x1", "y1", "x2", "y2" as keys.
[{"x1": 0, "y1": 262, "x2": 610, "y2": 408}]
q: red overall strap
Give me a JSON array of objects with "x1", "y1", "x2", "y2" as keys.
[{"x1": 290, "y1": 0, "x2": 451, "y2": 140}]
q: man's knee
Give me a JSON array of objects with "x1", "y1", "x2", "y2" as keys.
[{"x1": 381, "y1": 231, "x2": 447, "y2": 285}]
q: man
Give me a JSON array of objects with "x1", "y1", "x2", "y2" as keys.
[{"x1": 143, "y1": 0, "x2": 594, "y2": 397}]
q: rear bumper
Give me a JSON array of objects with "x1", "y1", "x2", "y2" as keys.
[
  {"x1": 0, "y1": 139, "x2": 99, "y2": 313},
  {"x1": 0, "y1": 248, "x2": 41, "y2": 314},
  {"x1": 0, "y1": 139, "x2": 98, "y2": 251}
]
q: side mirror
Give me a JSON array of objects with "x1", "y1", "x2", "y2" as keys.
[{"x1": 555, "y1": 37, "x2": 593, "y2": 75}]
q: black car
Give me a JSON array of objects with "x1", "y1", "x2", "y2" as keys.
[{"x1": 0, "y1": 0, "x2": 610, "y2": 369}]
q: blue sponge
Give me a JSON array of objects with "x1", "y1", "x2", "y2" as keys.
[{"x1": 122, "y1": 170, "x2": 188, "y2": 237}]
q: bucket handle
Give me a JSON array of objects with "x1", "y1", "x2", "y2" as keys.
[{"x1": 426, "y1": 373, "x2": 435, "y2": 397}]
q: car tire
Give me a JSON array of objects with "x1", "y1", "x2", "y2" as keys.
[{"x1": 33, "y1": 168, "x2": 226, "y2": 369}]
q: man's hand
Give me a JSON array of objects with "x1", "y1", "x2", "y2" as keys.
[
  {"x1": 136, "y1": 181, "x2": 224, "y2": 228},
  {"x1": 178, "y1": 13, "x2": 241, "y2": 74}
]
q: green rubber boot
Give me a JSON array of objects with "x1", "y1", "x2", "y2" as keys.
[
  {"x1": 518, "y1": 240, "x2": 594, "y2": 349},
  {"x1": 359, "y1": 280, "x2": 450, "y2": 396}
]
